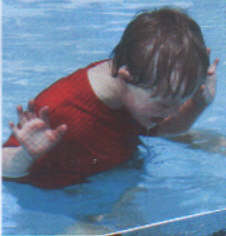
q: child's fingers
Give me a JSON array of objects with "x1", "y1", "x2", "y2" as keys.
[
  {"x1": 26, "y1": 100, "x2": 37, "y2": 120},
  {"x1": 207, "y1": 48, "x2": 211, "y2": 55},
  {"x1": 39, "y1": 106, "x2": 50, "y2": 124},
  {"x1": 9, "y1": 121, "x2": 15, "y2": 129},
  {"x1": 56, "y1": 124, "x2": 67, "y2": 135},
  {"x1": 16, "y1": 105, "x2": 23, "y2": 120},
  {"x1": 214, "y1": 58, "x2": 220, "y2": 66},
  {"x1": 45, "y1": 124, "x2": 67, "y2": 144},
  {"x1": 28, "y1": 99, "x2": 35, "y2": 113},
  {"x1": 16, "y1": 104, "x2": 33, "y2": 123},
  {"x1": 207, "y1": 58, "x2": 219, "y2": 75},
  {"x1": 16, "y1": 105, "x2": 23, "y2": 113},
  {"x1": 9, "y1": 122, "x2": 18, "y2": 134},
  {"x1": 55, "y1": 124, "x2": 67, "y2": 137}
]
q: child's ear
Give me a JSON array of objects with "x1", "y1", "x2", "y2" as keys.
[{"x1": 117, "y1": 65, "x2": 133, "y2": 83}]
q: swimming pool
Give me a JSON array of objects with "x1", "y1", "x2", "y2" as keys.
[{"x1": 2, "y1": 0, "x2": 226, "y2": 235}]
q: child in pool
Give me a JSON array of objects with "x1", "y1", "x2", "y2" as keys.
[{"x1": 2, "y1": 7, "x2": 219, "y2": 189}]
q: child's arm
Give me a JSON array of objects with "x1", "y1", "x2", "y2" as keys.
[
  {"x1": 151, "y1": 56, "x2": 219, "y2": 137},
  {"x1": 2, "y1": 100, "x2": 67, "y2": 178},
  {"x1": 3, "y1": 146, "x2": 36, "y2": 178}
]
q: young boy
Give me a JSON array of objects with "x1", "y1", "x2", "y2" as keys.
[{"x1": 2, "y1": 7, "x2": 219, "y2": 189}]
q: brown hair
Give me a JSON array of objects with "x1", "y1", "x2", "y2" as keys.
[{"x1": 111, "y1": 7, "x2": 209, "y2": 99}]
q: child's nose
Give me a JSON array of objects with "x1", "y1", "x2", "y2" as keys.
[{"x1": 167, "y1": 104, "x2": 180, "y2": 116}]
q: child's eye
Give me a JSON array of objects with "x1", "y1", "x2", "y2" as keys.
[{"x1": 159, "y1": 103, "x2": 170, "y2": 109}]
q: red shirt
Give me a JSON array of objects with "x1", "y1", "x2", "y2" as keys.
[{"x1": 3, "y1": 61, "x2": 144, "y2": 189}]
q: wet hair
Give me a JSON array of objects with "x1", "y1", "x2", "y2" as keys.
[{"x1": 111, "y1": 7, "x2": 210, "y2": 99}]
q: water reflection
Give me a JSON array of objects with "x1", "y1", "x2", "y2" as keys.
[
  {"x1": 3, "y1": 0, "x2": 226, "y2": 234},
  {"x1": 166, "y1": 129, "x2": 226, "y2": 156}
]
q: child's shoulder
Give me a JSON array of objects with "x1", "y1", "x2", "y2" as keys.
[
  {"x1": 34, "y1": 59, "x2": 109, "y2": 111},
  {"x1": 33, "y1": 68, "x2": 86, "y2": 111}
]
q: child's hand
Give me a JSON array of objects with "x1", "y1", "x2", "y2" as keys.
[
  {"x1": 9, "y1": 100, "x2": 67, "y2": 159},
  {"x1": 193, "y1": 49, "x2": 219, "y2": 106}
]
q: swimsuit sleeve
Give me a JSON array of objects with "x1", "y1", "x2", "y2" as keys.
[{"x1": 3, "y1": 134, "x2": 20, "y2": 147}]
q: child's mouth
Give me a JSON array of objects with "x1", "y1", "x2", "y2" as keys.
[{"x1": 150, "y1": 117, "x2": 165, "y2": 124}]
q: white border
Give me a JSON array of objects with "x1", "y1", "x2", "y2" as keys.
[{"x1": 105, "y1": 208, "x2": 226, "y2": 235}]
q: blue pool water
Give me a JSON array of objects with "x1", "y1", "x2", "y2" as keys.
[{"x1": 2, "y1": 0, "x2": 226, "y2": 235}]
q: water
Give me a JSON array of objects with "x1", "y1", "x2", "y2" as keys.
[{"x1": 2, "y1": 0, "x2": 226, "y2": 235}]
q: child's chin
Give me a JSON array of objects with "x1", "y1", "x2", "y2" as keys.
[
  {"x1": 140, "y1": 121, "x2": 157, "y2": 130},
  {"x1": 147, "y1": 122, "x2": 157, "y2": 129}
]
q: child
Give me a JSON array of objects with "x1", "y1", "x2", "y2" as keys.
[{"x1": 2, "y1": 7, "x2": 219, "y2": 189}]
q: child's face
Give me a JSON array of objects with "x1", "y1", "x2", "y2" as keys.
[{"x1": 122, "y1": 84, "x2": 187, "y2": 129}]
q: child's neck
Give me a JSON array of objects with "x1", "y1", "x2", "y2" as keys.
[{"x1": 87, "y1": 59, "x2": 125, "y2": 110}]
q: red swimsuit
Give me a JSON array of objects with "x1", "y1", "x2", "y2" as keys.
[{"x1": 3, "y1": 61, "x2": 144, "y2": 189}]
